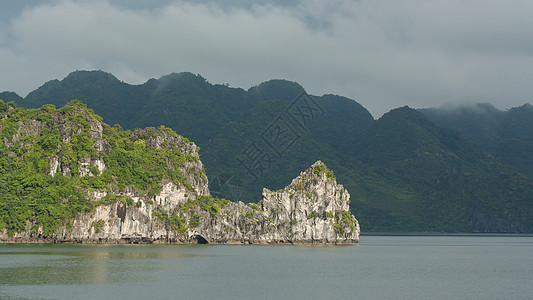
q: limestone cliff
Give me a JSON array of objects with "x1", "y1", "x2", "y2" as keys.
[
  {"x1": 164, "y1": 160, "x2": 359, "y2": 244},
  {"x1": 0, "y1": 100, "x2": 359, "y2": 244},
  {"x1": 2, "y1": 161, "x2": 359, "y2": 244}
]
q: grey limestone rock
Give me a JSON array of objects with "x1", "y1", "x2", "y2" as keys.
[
  {"x1": 1, "y1": 160, "x2": 360, "y2": 244},
  {"x1": 0, "y1": 105, "x2": 359, "y2": 244}
]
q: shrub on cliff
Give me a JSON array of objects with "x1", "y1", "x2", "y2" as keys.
[{"x1": 0, "y1": 100, "x2": 203, "y2": 236}]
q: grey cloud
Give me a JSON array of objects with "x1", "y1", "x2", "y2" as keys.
[{"x1": 1, "y1": 0, "x2": 532, "y2": 117}]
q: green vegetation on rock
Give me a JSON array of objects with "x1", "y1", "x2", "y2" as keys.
[
  {"x1": 7, "y1": 70, "x2": 533, "y2": 233},
  {"x1": 0, "y1": 100, "x2": 204, "y2": 236},
  {"x1": 313, "y1": 162, "x2": 336, "y2": 180}
]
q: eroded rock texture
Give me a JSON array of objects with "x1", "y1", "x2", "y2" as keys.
[{"x1": 0, "y1": 102, "x2": 359, "y2": 244}]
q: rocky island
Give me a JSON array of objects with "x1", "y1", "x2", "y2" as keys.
[{"x1": 0, "y1": 100, "x2": 359, "y2": 244}]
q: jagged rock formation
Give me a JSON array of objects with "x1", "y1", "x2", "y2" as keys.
[
  {"x1": 174, "y1": 160, "x2": 359, "y2": 244},
  {"x1": 0, "y1": 100, "x2": 359, "y2": 244},
  {"x1": 1, "y1": 161, "x2": 359, "y2": 245},
  {"x1": 8, "y1": 70, "x2": 533, "y2": 233}
]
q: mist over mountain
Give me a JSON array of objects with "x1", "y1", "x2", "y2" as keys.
[
  {"x1": 420, "y1": 103, "x2": 533, "y2": 177},
  {"x1": 4, "y1": 70, "x2": 533, "y2": 232}
]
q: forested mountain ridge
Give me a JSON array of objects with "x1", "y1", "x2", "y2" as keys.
[
  {"x1": 5, "y1": 70, "x2": 533, "y2": 232},
  {"x1": 419, "y1": 103, "x2": 533, "y2": 177},
  {"x1": 0, "y1": 91, "x2": 23, "y2": 103},
  {"x1": 0, "y1": 100, "x2": 208, "y2": 237},
  {"x1": 352, "y1": 107, "x2": 533, "y2": 232},
  {"x1": 15, "y1": 70, "x2": 377, "y2": 203},
  {"x1": 0, "y1": 100, "x2": 359, "y2": 243}
]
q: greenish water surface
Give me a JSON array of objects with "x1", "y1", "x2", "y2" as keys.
[{"x1": 1, "y1": 235, "x2": 532, "y2": 299}]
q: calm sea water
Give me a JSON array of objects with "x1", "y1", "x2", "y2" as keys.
[{"x1": 1, "y1": 235, "x2": 532, "y2": 299}]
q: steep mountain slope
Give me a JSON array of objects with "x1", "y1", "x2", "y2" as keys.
[
  {"x1": 352, "y1": 107, "x2": 533, "y2": 232},
  {"x1": 5, "y1": 70, "x2": 533, "y2": 232},
  {"x1": 493, "y1": 104, "x2": 533, "y2": 175},
  {"x1": 21, "y1": 71, "x2": 153, "y2": 130},
  {"x1": 14, "y1": 70, "x2": 376, "y2": 203},
  {"x1": 0, "y1": 100, "x2": 359, "y2": 243},
  {"x1": 420, "y1": 103, "x2": 533, "y2": 176},
  {"x1": 0, "y1": 91, "x2": 23, "y2": 103},
  {"x1": 0, "y1": 100, "x2": 208, "y2": 237},
  {"x1": 132, "y1": 72, "x2": 252, "y2": 144},
  {"x1": 419, "y1": 103, "x2": 504, "y2": 149}
]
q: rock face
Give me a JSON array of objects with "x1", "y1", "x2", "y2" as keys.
[
  {"x1": 0, "y1": 101, "x2": 359, "y2": 244},
  {"x1": 1, "y1": 161, "x2": 359, "y2": 244},
  {"x1": 183, "y1": 161, "x2": 359, "y2": 244}
]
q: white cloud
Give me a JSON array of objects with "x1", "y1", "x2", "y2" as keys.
[{"x1": 1, "y1": 0, "x2": 533, "y2": 117}]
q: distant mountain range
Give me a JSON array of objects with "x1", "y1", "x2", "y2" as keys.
[
  {"x1": 2, "y1": 70, "x2": 533, "y2": 232},
  {"x1": 419, "y1": 103, "x2": 533, "y2": 177}
]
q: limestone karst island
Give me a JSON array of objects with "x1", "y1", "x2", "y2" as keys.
[{"x1": 0, "y1": 100, "x2": 359, "y2": 244}]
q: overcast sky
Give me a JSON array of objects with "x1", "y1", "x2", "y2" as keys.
[{"x1": 1, "y1": 0, "x2": 532, "y2": 117}]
